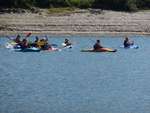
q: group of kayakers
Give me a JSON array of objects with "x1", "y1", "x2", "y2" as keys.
[
  {"x1": 13, "y1": 35, "x2": 52, "y2": 50},
  {"x1": 12, "y1": 34, "x2": 134, "y2": 51},
  {"x1": 12, "y1": 35, "x2": 72, "y2": 50}
]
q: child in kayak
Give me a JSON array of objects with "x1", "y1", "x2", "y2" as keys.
[
  {"x1": 63, "y1": 39, "x2": 72, "y2": 47},
  {"x1": 123, "y1": 37, "x2": 134, "y2": 48},
  {"x1": 93, "y1": 40, "x2": 103, "y2": 50}
]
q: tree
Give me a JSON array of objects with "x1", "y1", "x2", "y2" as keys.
[{"x1": 125, "y1": 0, "x2": 138, "y2": 11}]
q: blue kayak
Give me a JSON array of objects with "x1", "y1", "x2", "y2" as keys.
[
  {"x1": 14, "y1": 47, "x2": 41, "y2": 52},
  {"x1": 120, "y1": 45, "x2": 139, "y2": 49}
]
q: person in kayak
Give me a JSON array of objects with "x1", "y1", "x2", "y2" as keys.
[
  {"x1": 35, "y1": 36, "x2": 39, "y2": 43},
  {"x1": 93, "y1": 40, "x2": 103, "y2": 50},
  {"x1": 14, "y1": 35, "x2": 21, "y2": 44},
  {"x1": 43, "y1": 37, "x2": 52, "y2": 50},
  {"x1": 37, "y1": 37, "x2": 51, "y2": 50},
  {"x1": 20, "y1": 38, "x2": 29, "y2": 49},
  {"x1": 31, "y1": 36, "x2": 39, "y2": 47},
  {"x1": 34, "y1": 36, "x2": 40, "y2": 47},
  {"x1": 123, "y1": 37, "x2": 134, "y2": 48},
  {"x1": 63, "y1": 39, "x2": 72, "y2": 47}
]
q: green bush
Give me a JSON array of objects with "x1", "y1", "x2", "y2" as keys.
[
  {"x1": 125, "y1": 0, "x2": 138, "y2": 11},
  {"x1": 0, "y1": 0, "x2": 150, "y2": 11},
  {"x1": 65, "y1": 0, "x2": 80, "y2": 7},
  {"x1": 80, "y1": 0, "x2": 94, "y2": 8}
]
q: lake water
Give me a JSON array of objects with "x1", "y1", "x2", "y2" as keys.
[{"x1": 0, "y1": 35, "x2": 150, "y2": 113}]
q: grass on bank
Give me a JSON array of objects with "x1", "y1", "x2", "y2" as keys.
[{"x1": 48, "y1": 7, "x2": 75, "y2": 14}]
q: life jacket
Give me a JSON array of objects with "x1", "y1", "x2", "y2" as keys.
[{"x1": 36, "y1": 40, "x2": 45, "y2": 48}]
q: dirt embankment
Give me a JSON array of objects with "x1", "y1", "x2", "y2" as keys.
[{"x1": 0, "y1": 9, "x2": 150, "y2": 36}]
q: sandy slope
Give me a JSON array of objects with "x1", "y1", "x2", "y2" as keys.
[{"x1": 0, "y1": 9, "x2": 150, "y2": 36}]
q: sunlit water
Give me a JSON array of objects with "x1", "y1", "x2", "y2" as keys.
[{"x1": 0, "y1": 35, "x2": 150, "y2": 113}]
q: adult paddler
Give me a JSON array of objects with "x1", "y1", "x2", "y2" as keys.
[{"x1": 93, "y1": 40, "x2": 103, "y2": 50}]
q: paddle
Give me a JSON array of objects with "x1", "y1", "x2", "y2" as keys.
[
  {"x1": 6, "y1": 36, "x2": 15, "y2": 40},
  {"x1": 6, "y1": 32, "x2": 32, "y2": 41},
  {"x1": 25, "y1": 32, "x2": 32, "y2": 38}
]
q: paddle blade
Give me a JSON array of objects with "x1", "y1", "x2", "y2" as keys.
[{"x1": 25, "y1": 32, "x2": 32, "y2": 38}]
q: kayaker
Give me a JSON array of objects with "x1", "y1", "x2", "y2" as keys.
[
  {"x1": 93, "y1": 40, "x2": 103, "y2": 50},
  {"x1": 34, "y1": 36, "x2": 39, "y2": 47},
  {"x1": 43, "y1": 37, "x2": 52, "y2": 50},
  {"x1": 35, "y1": 36, "x2": 39, "y2": 43},
  {"x1": 31, "y1": 36, "x2": 39, "y2": 47},
  {"x1": 14, "y1": 35, "x2": 21, "y2": 44},
  {"x1": 37, "y1": 37, "x2": 51, "y2": 50},
  {"x1": 123, "y1": 37, "x2": 134, "y2": 48},
  {"x1": 20, "y1": 38, "x2": 28, "y2": 49},
  {"x1": 63, "y1": 39, "x2": 72, "y2": 46}
]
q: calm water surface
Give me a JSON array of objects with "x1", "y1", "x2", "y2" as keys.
[{"x1": 0, "y1": 35, "x2": 150, "y2": 113}]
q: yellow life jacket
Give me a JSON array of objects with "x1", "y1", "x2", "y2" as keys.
[{"x1": 36, "y1": 40, "x2": 47, "y2": 48}]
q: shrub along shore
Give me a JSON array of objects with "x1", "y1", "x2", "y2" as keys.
[{"x1": 0, "y1": 0, "x2": 150, "y2": 12}]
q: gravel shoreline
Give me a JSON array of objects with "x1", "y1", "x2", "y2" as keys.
[{"x1": 0, "y1": 9, "x2": 150, "y2": 36}]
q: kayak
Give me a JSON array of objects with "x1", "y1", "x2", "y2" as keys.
[
  {"x1": 5, "y1": 41, "x2": 17, "y2": 49},
  {"x1": 44, "y1": 47, "x2": 60, "y2": 52},
  {"x1": 5, "y1": 41, "x2": 40, "y2": 52},
  {"x1": 120, "y1": 45, "x2": 139, "y2": 49},
  {"x1": 14, "y1": 47, "x2": 41, "y2": 52},
  {"x1": 81, "y1": 48, "x2": 117, "y2": 52},
  {"x1": 62, "y1": 43, "x2": 73, "y2": 49},
  {"x1": 62, "y1": 45, "x2": 73, "y2": 49}
]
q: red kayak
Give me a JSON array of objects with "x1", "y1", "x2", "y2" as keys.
[
  {"x1": 44, "y1": 47, "x2": 60, "y2": 52},
  {"x1": 81, "y1": 48, "x2": 117, "y2": 52}
]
